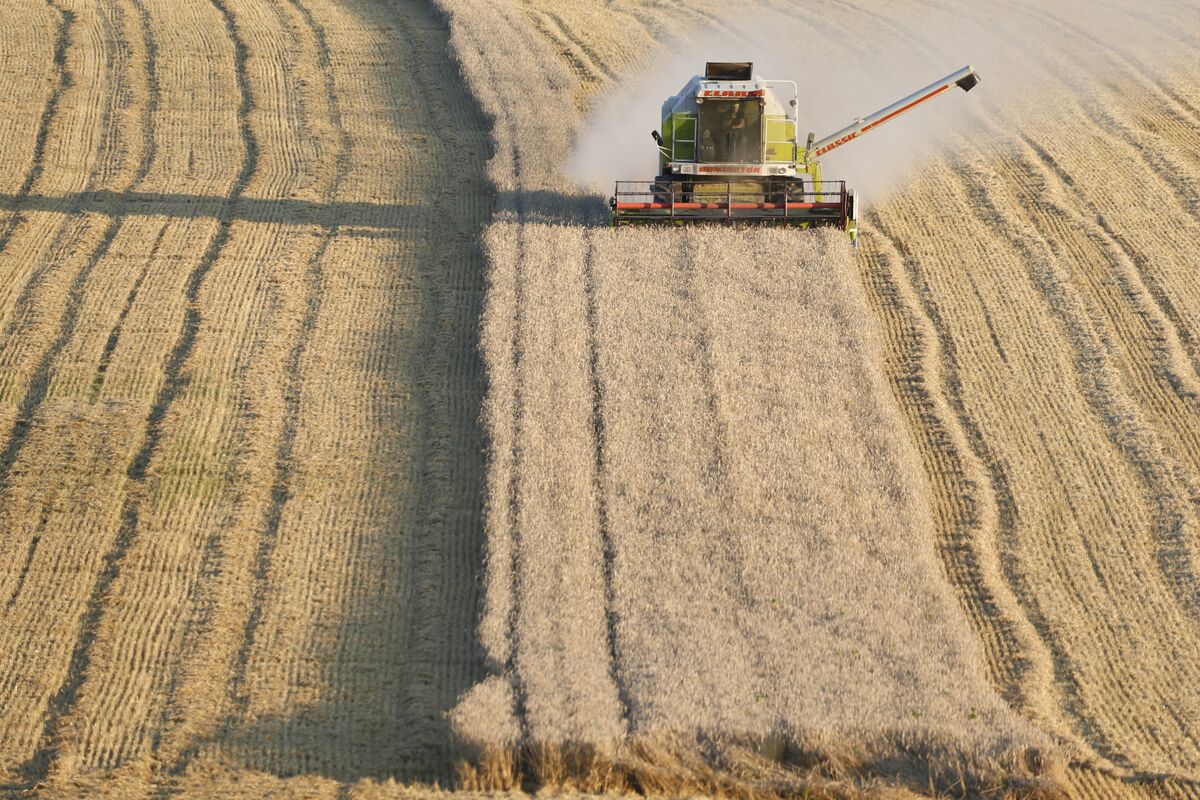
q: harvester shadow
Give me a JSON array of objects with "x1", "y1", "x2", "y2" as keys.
[
  {"x1": 204, "y1": 0, "x2": 490, "y2": 786},
  {"x1": 0, "y1": 190, "x2": 432, "y2": 234},
  {"x1": 0, "y1": 188, "x2": 611, "y2": 230},
  {"x1": 494, "y1": 189, "x2": 611, "y2": 226}
]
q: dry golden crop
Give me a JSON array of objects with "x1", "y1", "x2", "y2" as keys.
[{"x1": 1, "y1": 0, "x2": 1199, "y2": 797}]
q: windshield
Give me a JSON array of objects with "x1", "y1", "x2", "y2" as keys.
[{"x1": 697, "y1": 99, "x2": 762, "y2": 163}]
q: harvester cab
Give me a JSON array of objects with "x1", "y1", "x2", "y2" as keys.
[{"x1": 611, "y1": 61, "x2": 981, "y2": 245}]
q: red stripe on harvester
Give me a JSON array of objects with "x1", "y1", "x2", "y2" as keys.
[
  {"x1": 861, "y1": 84, "x2": 950, "y2": 132},
  {"x1": 616, "y1": 202, "x2": 842, "y2": 210}
]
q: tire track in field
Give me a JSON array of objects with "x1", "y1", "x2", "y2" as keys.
[
  {"x1": 683, "y1": 242, "x2": 731, "y2": 498},
  {"x1": 581, "y1": 229, "x2": 631, "y2": 727},
  {"x1": 88, "y1": 0, "x2": 161, "y2": 401},
  {"x1": 18, "y1": 0, "x2": 258, "y2": 783},
  {"x1": 5, "y1": 510, "x2": 52, "y2": 610},
  {"x1": 1018, "y1": 135, "x2": 1200, "y2": 392},
  {"x1": 0, "y1": 2, "x2": 72, "y2": 260},
  {"x1": 146, "y1": 0, "x2": 341, "y2": 780},
  {"x1": 0, "y1": 0, "x2": 158, "y2": 498},
  {"x1": 862, "y1": 216, "x2": 1054, "y2": 720},
  {"x1": 947, "y1": 154, "x2": 1200, "y2": 770},
  {"x1": 218, "y1": 0, "x2": 348, "y2": 727},
  {"x1": 504, "y1": 221, "x2": 531, "y2": 737},
  {"x1": 135, "y1": 0, "x2": 327, "y2": 777}
]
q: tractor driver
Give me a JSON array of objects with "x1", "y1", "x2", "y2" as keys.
[
  {"x1": 700, "y1": 101, "x2": 752, "y2": 162},
  {"x1": 726, "y1": 102, "x2": 753, "y2": 162}
]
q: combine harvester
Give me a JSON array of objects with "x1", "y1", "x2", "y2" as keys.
[{"x1": 611, "y1": 62, "x2": 980, "y2": 244}]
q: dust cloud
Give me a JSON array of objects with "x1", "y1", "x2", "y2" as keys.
[{"x1": 566, "y1": 0, "x2": 1195, "y2": 205}]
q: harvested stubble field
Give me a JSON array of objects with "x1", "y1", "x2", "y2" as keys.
[{"x1": 1, "y1": 0, "x2": 1200, "y2": 798}]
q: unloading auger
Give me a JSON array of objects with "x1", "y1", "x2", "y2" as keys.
[{"x1": 610, "y1": 62, "x2": 981, "y2": 244}]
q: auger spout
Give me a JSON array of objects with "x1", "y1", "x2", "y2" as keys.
[{"x1": 808, "y1": 65, "x2": 981, "y2": 158}]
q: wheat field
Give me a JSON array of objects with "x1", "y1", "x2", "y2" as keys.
[{"x1": 1, "y1": 0, "x2": 1199, "y2": 797}]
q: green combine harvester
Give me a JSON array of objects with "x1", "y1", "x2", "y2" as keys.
[{"x1": 611, "y1": 61, "x2": 981, "y2": 245}]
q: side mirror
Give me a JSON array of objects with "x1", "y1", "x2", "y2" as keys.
[{"x1": 651, "y1": 130, "x2": 664, "y2": 145}]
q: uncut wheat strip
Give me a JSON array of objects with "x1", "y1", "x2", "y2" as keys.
[
  {"x1": 688, "y1": 227, "x2": 1029, "y2": 747},
  {"x1": 588, "y1": 227, "x2": 775, "y2": 738},
  {"x1": 497, "y1": 223, "x2": 625, "y2": 747},
  {"x1": 477, "y1": 220, "x2": 519, "y2": 679},
  {"x1": 436, "y1": 0, "x2": 1056, "y2": 777},
  {"x1": 587, "y1": 228, "x2": 1042, "y2": 761},
  {"x1": 42, "y1": 0, "x2": 336, "y2": 778},
  {"x1": 875, "y1": 154, "x2": 1200, "y2": 774}
]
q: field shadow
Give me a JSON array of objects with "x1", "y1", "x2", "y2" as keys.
[
  {"x1": 191, "y1": 0, "x2": 494, "y2": 786},
  {"x1": 495, "y1": 189, "x2": 611, "y2": 226},
  {"x1": 0, "y1": 190, "x2": 432, "y2": 234},
  {"x1": 251, "y1": 0, "x2": 493, "y2": 786}
]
